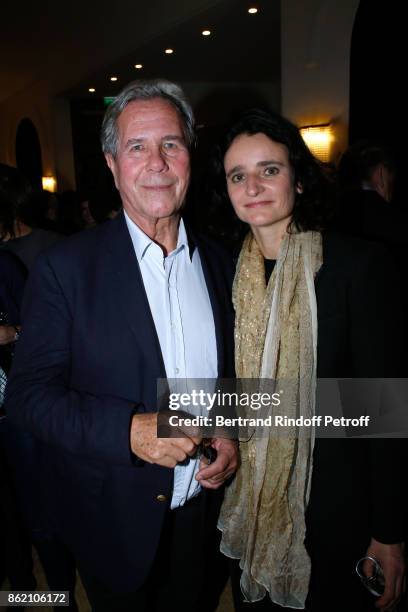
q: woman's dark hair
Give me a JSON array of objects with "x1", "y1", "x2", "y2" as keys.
[{"x1": 210, "y1": 108, "x2": 333, "y2": 234}]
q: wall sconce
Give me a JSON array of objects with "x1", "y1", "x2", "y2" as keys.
[
  {"x1": 42, "y1": 176, "x2": 57, "y2": 192},
  {"x1": 299, "y1": 124, "x2": 333, "y2": 163}
]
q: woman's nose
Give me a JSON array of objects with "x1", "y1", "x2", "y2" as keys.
[{"x1": 245, "y1": 174, "x2": 263, "y2": 196}]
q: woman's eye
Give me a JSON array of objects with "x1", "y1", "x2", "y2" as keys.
[
  {"x1": 231, "y1": 173, "x2": 245, "y2": 184},
  {"x1": 264, "y1": 166, "x2": 279, "y2": 176}
]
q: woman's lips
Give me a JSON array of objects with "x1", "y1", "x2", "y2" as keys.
[{"x1": 244, "y1": 201, "x2": 272, "y2": 208}]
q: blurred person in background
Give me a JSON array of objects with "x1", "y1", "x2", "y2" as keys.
[
  {"x1": 0, "y1": 165, "x2": 61, "y2": 271},
  {"x1": 0, "y1": 250, "x2": 30, "y2": 595},
  {"x1": 0, "y1": 164, "x2": 78, "y2": 610}
]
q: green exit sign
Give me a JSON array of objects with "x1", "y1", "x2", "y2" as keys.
[{"x1": 103, "y1": 97, "x2": 115, "y2": 106}]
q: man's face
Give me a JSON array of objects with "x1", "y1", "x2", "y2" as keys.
[{"x1": 105, "y1": 98, "x2": 190, "y2": 226}]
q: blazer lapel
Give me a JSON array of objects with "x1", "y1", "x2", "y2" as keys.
[{"x1": 105, "y1": 212, "x2": 166, "y2": 379}]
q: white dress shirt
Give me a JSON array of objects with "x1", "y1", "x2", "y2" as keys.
[{"x1": 124, "y1": 211, "x2": 218, "y2": 508}]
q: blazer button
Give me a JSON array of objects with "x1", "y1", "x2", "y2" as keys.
[{"x1": 156, "y1": 494, "x2": 167, "y2": 502}]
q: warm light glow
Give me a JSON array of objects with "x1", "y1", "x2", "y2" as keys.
[
  {"x1": 300, "y1": 124, "x2": 333, "y2": 163},
  {"x1": 110, "y1": 76, "x2": 118, "y2": 81},
  {"x1": 248, "y1": 7, "x2": 258, "y2": 14},
  {"x1": 134, "y1": 64, "x2": 143, "y2": 69},
  {"x1": 165, "y1": 48, "x2": 174, "y2": 54},
  {"x1": 202, "y1": 30, "x2": 211, "y2": 36},
  {"x1": 42, "y1": 176, "x2": 57, "y2": 193},
  {"x1": 88, "y1": 88, "x2": 96, "y2": 93}
]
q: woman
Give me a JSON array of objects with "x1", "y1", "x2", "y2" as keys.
[{"x1": 212, "y1": 109, "x2": 406, "y2": 612}]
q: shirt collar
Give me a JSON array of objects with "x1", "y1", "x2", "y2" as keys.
[{"x1": 124, "y1": 210, "x2": 196, "y2": 262}]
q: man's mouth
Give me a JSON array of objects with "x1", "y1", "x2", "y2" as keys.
[{"x1": 142, "y1": 184, "x2": 173, "y2": 190}]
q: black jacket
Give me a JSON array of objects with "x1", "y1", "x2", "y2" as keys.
[{"x1": 308, "y1": 231, "x2": 406, "y2": 560}]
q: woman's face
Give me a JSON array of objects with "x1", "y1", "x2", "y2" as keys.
[{"x1": 224, "y1": 132, "x2": 301, "y2": 231}]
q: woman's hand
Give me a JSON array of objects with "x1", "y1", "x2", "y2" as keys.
[{"x1": 365, "y1": 538, "x2": 405, "y2": 611}]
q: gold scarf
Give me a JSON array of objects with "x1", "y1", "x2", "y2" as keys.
[{"x1": 218, "y1": 230, "x2": 323, "y2": 609}]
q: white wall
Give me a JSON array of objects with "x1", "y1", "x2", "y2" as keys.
[{"x1": 281, "y1": 0, "x2": 360, "y2": 163}]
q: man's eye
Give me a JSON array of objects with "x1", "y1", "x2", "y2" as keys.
[
  {"x1": 264, "y1": 166, "x2": 279, "y2": 176},
  {"x1": 130, "y1": 144, "x2": 143, "y2": 152},
  {"x1": 163, "y1": 141, "x2": 177, "y2": 150},
  {"x1": 231, "y1": 173, "x2": 245, "y2": 184}
]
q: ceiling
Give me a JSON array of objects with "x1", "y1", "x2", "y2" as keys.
[{"x1": 1, "y1": 0, "x2": 280, "y2": 105}]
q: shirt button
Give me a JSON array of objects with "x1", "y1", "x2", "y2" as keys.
[
  {"x1": 156, "y1": 494, "x2": 167, "y2": 503},
  {"x1": 175, "y1": 368, "x2": 180, "y2": 374}
]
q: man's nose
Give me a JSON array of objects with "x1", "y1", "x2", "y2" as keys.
[
  {"x1": 245, "y1": 174, "x2": 263, "y2": 196},
  {"x1": 147, "y1": 147, "x2": 168, "y2": 172}
]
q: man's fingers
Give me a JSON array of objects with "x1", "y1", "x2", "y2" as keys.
[
  {"x1": 196, "y1": 449, "x2": 237, "y2": 487},
  {"x1": 196, "y1": 465, "x2": 221, "y2": 481},
  {"x1": 131, "y1": 413, "x2": 202, "y2": 465},
  {"x1": 147, "y1": 440, "x2": 186, "y2": 464},
  {"x1": 195, "y1": 440, "x2": 239, "y2": 484},
  {"x1": 199, "y1": 479, "x2": 223, "y2": 490},
  {"x1": 170, "y1": 436, "x2": 200, "y2": 456}
]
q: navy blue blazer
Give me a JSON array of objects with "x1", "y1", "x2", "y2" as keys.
[{"x1": 5, "y1": 211, "x2": 235, "y2": 591}]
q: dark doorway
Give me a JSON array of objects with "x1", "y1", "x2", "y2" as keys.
[{"x1": 15, "y1": 118, "x2": 43, "y2": 189}]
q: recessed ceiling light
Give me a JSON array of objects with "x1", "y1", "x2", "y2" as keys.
[
  {"x1": 88, "y1": 88, "x2": 96, "y2": 93},
  {"x1": 248, "y1": 7, "x2": 258, "y2": 14},
  {"x1": 110, "y1": 76, "x2": 118, "y2": 81},
  {"x1": 202, "y1": 30, "x2": 211, "y2": 36},
  {"x1": 165, "y1": 48, "x2": 174, "y2": 54},
  {"x1": 134, "y1": 64, "x2": 143, "y2": 69}
]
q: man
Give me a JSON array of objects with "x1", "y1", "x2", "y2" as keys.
[
  {"x1": 334, "y1": 141, "x2": 400, "y2": 241},
  {"x1": 5, "y1": 80, "x2": 238, "y2": 611},
  {"x1": 334, "y1": 141, "x2": 408, "y2": 311}
]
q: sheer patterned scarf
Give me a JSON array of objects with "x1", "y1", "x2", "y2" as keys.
[{"x1": 218, "y1": 230, "x2": 323, "y2": 609}]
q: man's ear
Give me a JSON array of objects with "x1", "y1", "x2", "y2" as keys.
[
  {"x1": 105, "y1": 154, "x2": 119, "y2": 190},
  {"x1": 371, "y1": 163, "x2": 392, "y2": 202},
  {"x1": 372, "y1": 163, "x2": 384, "y2": 188}
]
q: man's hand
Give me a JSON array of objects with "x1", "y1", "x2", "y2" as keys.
[
  {"x1": 364, "y1": 538, "x2": 405, "y2": 611},
  {"x1": 0, "y1": 325, "x2": 17, "y2": 345},
  {"x1": 195, "y1": 438, "x2": 239, "y2": 489},
  {"x1": 130, "y1": 413, "x2": 201, "y2": 468}
]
